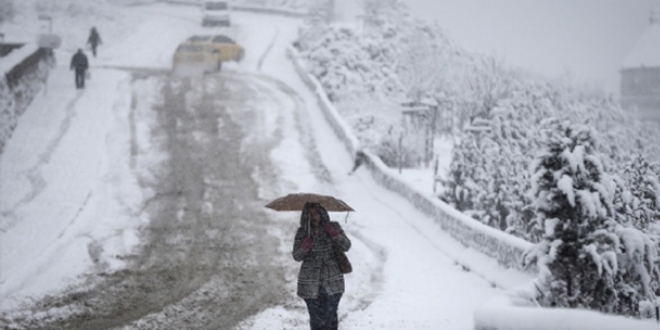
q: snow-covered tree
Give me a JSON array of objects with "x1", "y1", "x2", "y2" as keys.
[
  {"x1": 440, "y1": 132, "x2": 483, "y2": 212},
  {"x1": 459, "y1": 56, "x2": 517, "y2": 124},
  {"x1": 616, "y1": 155, "x2": 660, "y2": 230},
  {"x1": 523, "y1": 119, "x2": 622, "y2": 311},
  {"x1": 611, "y1": 226, "x2": 660, "y2": 317}
]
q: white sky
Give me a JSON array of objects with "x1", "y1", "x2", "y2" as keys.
[
  {"x1": 405, "y1": 0, "x2": 660, "y2": 93},
  {"x1": 1, "y1": 2, "x2": 657, "y2": 329}
]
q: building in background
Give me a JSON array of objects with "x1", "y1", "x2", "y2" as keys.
[{"x1": 620, "y1": 11, "x2": 660, "y2": 121}]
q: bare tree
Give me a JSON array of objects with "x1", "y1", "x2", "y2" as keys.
[
  {"x1": 461, "y1": 55, "x2": 517, "y2": 124},
  {"x1": 0, "y1": 0, "x2": 15, "y2": 27},
  {"x1": 396, "y1": 28, "x2": 450, "y2": 103}
]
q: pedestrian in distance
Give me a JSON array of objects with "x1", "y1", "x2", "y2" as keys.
[
  {"x1": 292, "y1": 202, "x2": 351, "y2": 330},
  {"x1": 70, "y1": 49, "x2": 89, "y2": 89},
  {"x1": 87, "y1": 27, "x2": 102, "y2": 57}
]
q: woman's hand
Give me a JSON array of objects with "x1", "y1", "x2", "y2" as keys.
[
  {"x1": 324, "y1": 223, "x2": 339, "y2": 238},
  {"x1": 301, "y1": 237, "x2": 313, "y2": 251}
]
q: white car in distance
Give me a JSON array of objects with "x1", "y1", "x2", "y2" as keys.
[{"x1": 202, "y1": 1, "x2": 231, "y2": 27}]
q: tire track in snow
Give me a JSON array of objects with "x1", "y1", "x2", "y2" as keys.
[
  {"x1": 257, "y1": 29, "x2": 280, "y2": 72},
  {"x1": 230, "y1": 73, "x2": 387, "y2": 328},
  {"x1": 267, "y1": 73, "x2": 388, "y2": 320}
]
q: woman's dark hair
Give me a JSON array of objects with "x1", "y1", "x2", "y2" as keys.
[{"x1": 300, "y1": 202, "x2": 330, "y2": 228}]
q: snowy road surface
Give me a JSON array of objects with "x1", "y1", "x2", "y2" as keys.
[{"x1": 0, "y1": 3, "x2": 529, "y2": 329}]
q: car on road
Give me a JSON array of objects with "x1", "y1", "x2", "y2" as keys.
[
  {"x1": 172, "y1": 41, "x2": 223, "y2": 74},
  {"x1": 187, "y1": 34, "x2": 244, "y2": 62},
  {"x1": 202, "y1": 1, "x2": 231, "y2": 27}
]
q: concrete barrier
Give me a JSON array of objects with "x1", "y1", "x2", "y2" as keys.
[{"x1": 0, "y1": 45, "x2": 54, "y2": 154}]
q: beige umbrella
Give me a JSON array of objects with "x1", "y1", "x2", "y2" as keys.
[{"x1": 265, "y1": 193, "x2": 354, "y2": 212}]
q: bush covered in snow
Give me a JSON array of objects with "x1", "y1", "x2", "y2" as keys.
[{"x1": 520, "y1": 119, "x2": 660, "y2": 317}]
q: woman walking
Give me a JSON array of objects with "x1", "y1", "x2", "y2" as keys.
[
  {"x1": 292, "y1": 202, "x2": 351, "y2": 330},
  {"x1": 87, "y1": 27, "x2": 102, "y2": 57}
]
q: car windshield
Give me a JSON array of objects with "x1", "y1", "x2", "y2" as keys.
[
  {"x1": 205, "y1": 2, "x2": 228, "y2": 10},
  {"x1": 212, "y1": 36, "x2": 234, "y2": 44},
  {"x1": 188, "y1": 36, "x2": 211, "y2": 42}
]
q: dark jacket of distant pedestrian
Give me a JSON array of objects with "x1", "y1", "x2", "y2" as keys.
[
  {"x1": 292, "y1": 202, "x2": 351, "y2": 330},
  {"x1": 70, "y1": 49, "x2": 89, "y2": 89},
  {"x1": 87, "y1": 27, "x2": 102, "y2": 57}
]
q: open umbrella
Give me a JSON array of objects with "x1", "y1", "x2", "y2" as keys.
[{"x1": 265, "y1": 193, "x2": 354, "y2": 212}]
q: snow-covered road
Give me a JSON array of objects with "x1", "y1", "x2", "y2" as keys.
[{"x1": 1, "y1": 3, "x2": 530, "y2": 329}]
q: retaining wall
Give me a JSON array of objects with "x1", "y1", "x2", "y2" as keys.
[{"x1": 0, "y1": 44, "x2": 54, "y2": 155}]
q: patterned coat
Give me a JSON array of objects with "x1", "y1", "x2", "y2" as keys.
[{"x1": 292, "y1": 220, "x2": 351, "y2": 299}]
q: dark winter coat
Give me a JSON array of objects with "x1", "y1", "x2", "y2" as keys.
[
  {"x1": 70, "y1": 52, "x2": 89, "y2": 71},
  {"x1": 292, "y1": 203, "x2": 351, "y2": 299},
  {"x1": 87, "y1": 29, "x2": 102, "y2": 47}
]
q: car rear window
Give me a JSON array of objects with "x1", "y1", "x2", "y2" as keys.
[
  {"x1": 188, "y1": 36, "x2": 211, "y2": 42},
  {"x1": 212, "y1": 35, "x2": 234, "y2": 44}
]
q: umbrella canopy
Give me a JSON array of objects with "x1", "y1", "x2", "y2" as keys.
[{"x1": 265, "y1": 193, "x2": 354, "y2": 212}]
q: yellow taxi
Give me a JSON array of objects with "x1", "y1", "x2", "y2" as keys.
[
  {"x1": 172, "y1": 41, "x2": 223, "y2": 74},
  {"x1": 172, "y1": 35, "x2": 244, "y2": 74},
  {"x1": 187, "y1": 35, "x2": 244, "y2": 62}
]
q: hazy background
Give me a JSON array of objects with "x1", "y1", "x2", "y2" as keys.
[{"x1": 404, "y1": 0, "x2": 660, "y2": 95}]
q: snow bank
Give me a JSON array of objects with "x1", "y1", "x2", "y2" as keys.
[
  {"x1": 0, "y1": 44, "x2": 54, "y2": 155},
  {"x1": 0, "y1": 44, "x2": 38, "y2": 76},
  {"x1": 474, "y1": 281, "x2": 659, "y2": 330}
]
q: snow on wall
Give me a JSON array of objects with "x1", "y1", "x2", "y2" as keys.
[
  {"x1": 286, "y1": 44, "x2": 660, "y2": 330},
  {"x1": 474, "y1": 281, "x2": 659, "y2": 330},
  {"x1": 0, "y1": 45, "x2": 54, "y2": 155}
]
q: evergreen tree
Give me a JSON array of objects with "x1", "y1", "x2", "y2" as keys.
[
  {"x1": 523, "y1": 119, "x2": 620, "y2": 312},
  {"x1": 610, "y1": 155, "x2": 660, "y2": 316},
  {"x1": 440, "y1": 132, "x2": 481, "y2": 212},
  {"x1": 610, "y1": 226, "x2": 659, "y2": 317},
  {"x1": 619, "y1": 155, "x2": 660, "y2": 230}
]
